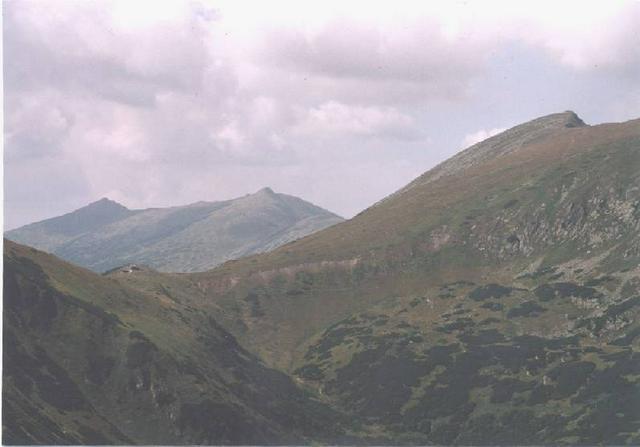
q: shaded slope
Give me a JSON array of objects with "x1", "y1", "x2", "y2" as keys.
[
  {"x1": 6, "y1": 188, "x2": 343, "y2": 273},
  {"x1": 2, "y1": 240, "x2": 346, "y2": 445}
]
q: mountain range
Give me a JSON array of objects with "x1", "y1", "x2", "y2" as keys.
[
  {"x1": 5, "y1": 188, "x2": 343, "y2": 273},
  {"x1": 4, "y1": 111, "x2": 639, "y2": 445}
]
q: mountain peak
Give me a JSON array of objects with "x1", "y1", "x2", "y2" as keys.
[
  {"x1": 255, "y1": 187, "x2": 276, "y2": 196},
  {"x1": 5, "y1": 197, "x2": 133, "y2": 247},
  {"x1": 534, "y1": 110, "x2": 587, "y2": 129},
  {"x1": 561, "y1": 110, "x2": 587, "y2": 128},
  {"x1": 86, "y1": 197, "x2": 128, "y2": 211}
]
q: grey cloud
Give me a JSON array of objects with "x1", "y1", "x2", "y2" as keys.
[
  {"x1": 4, "y1": 1, "x2": 211, "y2": 107},
  {"x1": 507, "y1": 2, "x2": 640, "y2": 81},
  {"x1": 4, "y1": 92, "x2": 74, "y2": 161},
  {"x1": 241, "y1": 68, "x2": 472, "y2": 107},
  {"x1": 292, "y1": 101, "x2": 426, "y2": 141},
  {"x1": 260, "y1": 18, "x2": 485, "y2": 84}
]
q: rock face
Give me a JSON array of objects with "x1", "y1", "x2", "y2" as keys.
[
  {"x1": 5, "y1": 188, "x2": 343, "y2": 273},
  {"x1": 4, "y1": 111, "x2": 640, "y2": 445}
]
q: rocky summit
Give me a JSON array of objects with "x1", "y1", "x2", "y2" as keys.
[{"x1": 4, "y1": 112, "x2": 640, "y2": 445}]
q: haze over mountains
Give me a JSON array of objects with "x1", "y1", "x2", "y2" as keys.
[
  {"x1": 4, "y1": 111, "x2": 640, "y2": 445},
  {"x1": 5, "y1": 188, "x2": 343, "y2": 273}
]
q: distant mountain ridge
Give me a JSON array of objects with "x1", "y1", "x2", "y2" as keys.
[{"x1": 5, "y1": 188, "x2": 343, "y2": 273}]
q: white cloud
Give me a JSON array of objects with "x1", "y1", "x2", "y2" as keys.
[
  {"x1": 507, "y1": 1, "x2": 640, "y2": 75},
  {"x1": 293, "y1": 101, "x2": 421, "y2": 140},
  {"x1": 212, "y1": 122, "x2": 247, "y2": 151},
  {"x1": 5, "y1": 90, "x2": 73, "y2": 161},
  {"x1": 462, "y1": 127, "x2": 507, "y2": 148}
]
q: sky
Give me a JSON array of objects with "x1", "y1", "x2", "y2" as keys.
[{"x1": 4, "y1": 0, "x2": 640, "y2": 229}]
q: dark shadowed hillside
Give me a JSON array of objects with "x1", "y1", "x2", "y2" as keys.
[
  {"x1": 5, "y1": 188, "x2": 343, "y2": 273},
  {"x1": 2, "y1": 240, "x2": 352, "y2": 445}
]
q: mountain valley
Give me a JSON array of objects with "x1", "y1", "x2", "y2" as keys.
[{"x1": 4, "y1": 111, "x2": 640, "y2": 445}]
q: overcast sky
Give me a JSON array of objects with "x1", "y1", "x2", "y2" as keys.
[{"x1": 4, "y1": 0, "x2": 640, "y2": 229}]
